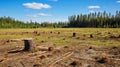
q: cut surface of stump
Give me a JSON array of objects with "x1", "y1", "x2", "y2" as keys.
[{"x1": 23, "y1": 38, "x2": 36, "y2": 51}]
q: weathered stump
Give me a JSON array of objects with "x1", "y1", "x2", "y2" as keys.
[
  {"x1": 58, "y1": 32, "x2": 60, "y2": 34},
  {"x1": 50, "y1": 31, "x2": 52, "y2": 34},
  {"x1": 90, "y1": 34, "x2": 93, "y2": 38},
  {"x1": 23, "y1": 38, "x2": 36, "y2": 51},
  {"x1": 34, "y1": 31, "x2": 38, "y2": 34},
  {"x1": 73, "y1": 33, "x2": 76, "y2": 37}
]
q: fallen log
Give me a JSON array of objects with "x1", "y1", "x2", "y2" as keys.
[
  {"x1": 48, "y1": 52, "x2": 73, "y2": 67},
  {"x1": 37, "y1": 46, "x2": 54, "y2": 51}
]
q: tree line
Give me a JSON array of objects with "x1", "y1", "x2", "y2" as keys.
[
  {"x1": 68, "y1": 11, "x2": 120, "y2": 28},
  {"x1": 0, "y1": 11, "x2": 120, "y2": 28},
  {"x1": 0, "y1": 17, "x2": 67, "y2": 28}
]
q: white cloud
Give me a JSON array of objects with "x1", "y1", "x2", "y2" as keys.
[
  {"x1": 27, "y1": 13, "x2": 52, "y2": 18},
  {"x1": 38, "y1": 13, "x2": 52, "y2": 16},
  {"x1": 23, "y1": 2, "x2": 51, "y2": 9},
  {"x1": 117, "y1": 0, "x2": 120, "y2": 3},
  {"x1": 88, "y1": 6, "x2": 100, "y2": 9},
  {"x1": 49, "y1": 0, "x2": 58, "y2": 2}
]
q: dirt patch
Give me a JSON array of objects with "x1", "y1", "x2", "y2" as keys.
[{"x1": 0, "y1": 42, "x2": 120, "y2": 67}]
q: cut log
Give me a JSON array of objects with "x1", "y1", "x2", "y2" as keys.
[
  {"x1": 37, "y1": 46, "x2": 54, "y2": 51},
  {"x1": 23, "y1": 38, "x2": 36, "y2": 51},
  {"x1": 10, "y1": 39, "x2": 21, "y2": 42},
  {"x1": 0, "y1": 58, "x2": 6, "y2": 62},
  {"x1": 49, "y1": 52, "x2": 73, "y2": 67},
  {"x1": 37, "y1": 46, "x2": 48, "y2": 51}
]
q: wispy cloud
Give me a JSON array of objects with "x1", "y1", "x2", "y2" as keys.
[
  {"x1": 88, "y1": 6, "x2": 100, "y2": 9},
  {"x1": 27, "y1": 13, "x2": 52, "y2": 18},
  {"x1": 49, "y1": 0, "x2": 58, "y2": 2},
  {"x1": 117, "y1": 0, "x2": 120, "y2": 3},
  {"x1": 23, "y1": 2, "x2": 51, "y2": 9}
]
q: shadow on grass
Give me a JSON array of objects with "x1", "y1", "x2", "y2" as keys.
[{"x1": 8, "y1": 50, "x2": 23, "y2": 53}]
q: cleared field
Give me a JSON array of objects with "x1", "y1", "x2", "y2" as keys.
[
  {"x1": 0, "y1": 28, "x2": 120, "y2": 46},
  {"x1": 0, "y1": 28, "x2": 120, "y2": 67}
]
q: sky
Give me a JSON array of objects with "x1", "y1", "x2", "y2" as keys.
[{"x1": 0, "y1": 0, "x2": 120, "y2": 22}]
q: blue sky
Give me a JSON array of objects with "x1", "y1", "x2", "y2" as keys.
[{"x1": 0, "y1": 0, "x2": 120, "y2": 22}]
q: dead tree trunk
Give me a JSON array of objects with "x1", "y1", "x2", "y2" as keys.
[{"x1": 23, "y1": 38, "x2": 36, "y2": 51}]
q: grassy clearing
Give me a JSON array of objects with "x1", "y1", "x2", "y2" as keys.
[{"x1": 0, "y1": 28, "x2": 120, "y2": 47}]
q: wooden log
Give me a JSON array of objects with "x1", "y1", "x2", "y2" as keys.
[
  {"x1": 49, "y1": 52, "x2": 73, "y2": 67},
  {"x1": 37, "y1": 46, "x2": 54, "y2": 51},
  {"x1": 23, "y1": 38, "x2": 36, "y2": 51},
  {"x1": 10, "y1": 39, "x2": 21, "y2": 42},
  {"x1": 37, "y1": 46, "x2": 48, "y2": 51},
  {"x1": 0, "y1": 58, "x2": 6, "y2": 62}
]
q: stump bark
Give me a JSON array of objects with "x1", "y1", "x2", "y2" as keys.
[{"x1": 23, "y1": 38, "x2": 36, "y2": 51}]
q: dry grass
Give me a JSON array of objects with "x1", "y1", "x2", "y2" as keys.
[{"x1": 0, "y1": 28, "x2": 120, "y2": 67}]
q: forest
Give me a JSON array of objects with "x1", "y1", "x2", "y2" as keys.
[
  {"x1": 0, "y1": 17, "x2": 67, "y2": 28},
  {"x1": 0, "y1": 11, "x2": 120, "y2": 28}
]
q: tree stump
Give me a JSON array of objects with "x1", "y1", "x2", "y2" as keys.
[
  {"x1": 23, "y1": 38, "x2": 36, "y2": 51},
  {"x1": 58, "y1": 32, "x2": 60, "y2": 34},
  {"x1": 73, "y1": 33, "x2": 76, "y2": 37},
  {"x1": 90, "y1": 34, "x2": 93, "y2": 38},
  {"x1": 50, "y1": 31, "x2": 52, "y2": 34},
  {"x1": 34, "y1": 31, "x2": 38, "y2": 34}
]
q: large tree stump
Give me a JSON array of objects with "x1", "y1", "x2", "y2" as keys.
[{"x1": 23, "y1": 38, "x2": 36, "y2": 51}]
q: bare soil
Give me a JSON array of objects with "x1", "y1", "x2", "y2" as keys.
[{"x1": 0, "y1": 41, "x2": 120, "y2": 67}]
